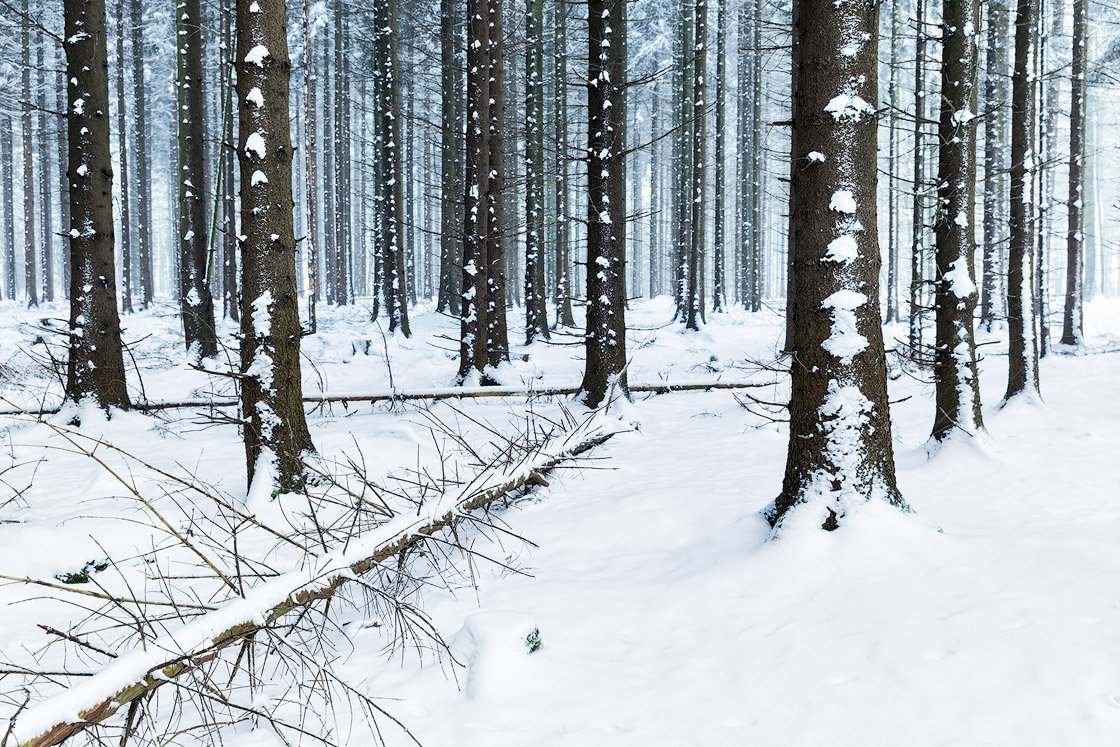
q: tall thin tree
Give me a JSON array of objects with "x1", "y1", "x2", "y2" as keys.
[{"x1": 1061, "y1": 0, "x2": 1087, "y2": 347}]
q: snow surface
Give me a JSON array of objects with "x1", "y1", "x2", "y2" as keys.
[{"x1": 1, "y1": 297, "x2": 1120, "y2": 745}]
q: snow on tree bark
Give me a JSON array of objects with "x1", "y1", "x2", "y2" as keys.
[
  {"x1": 772, "y1": 0, "x2": 904, "y2": 530},
  {"x1": 932, "y1": 0, "x2": 985, "y2": 441},
  {"x1": 236, "y1": 0, "x2": 316, "y2": 492},
  {"x1": 579, "y1": 0, "x2": 629, "y2": 408},
  {"x1": 1061, "y1": 0, "x2": 1087, "y2": 347},
  {"x1": 63, "y1": 0, "x2": 132, "y2": 410},
  {"x1": 524, "y1": 0, "x2": 550, "y2": 344}
]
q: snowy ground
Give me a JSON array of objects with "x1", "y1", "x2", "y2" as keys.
[{"x1": 1, "y1": 298, "x2": 1119, "y2": 746}]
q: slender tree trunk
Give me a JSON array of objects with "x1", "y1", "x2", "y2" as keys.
[
  {"x1": 131, "y1": 0, "x2": 153, "y2": 307},
  {"x1": 684, "y1": 0, "x2": 708, "y2": 331},
  {"x1": 21, "y1": 0, "x2": 38, "y2": 308},
  {"x1": 553, "y1": 0, "x2": 575, "y2": 327},
  {"x1": 774, "y1": 0, "x2": 903, "y2": 529},
  {"x1": 0, "y1": 116, "x2": 13, "y2": 300},
  {"x1": 524, "y1": 0, "x2": 549, "y2": 342},
  {"x1": 580, "y1": 0, "x2": 628, "y2": 407},
  {"x1": 1005, "y1": 0, "x2": 1041, "y2": 401},
  {"x1": 650, "y1": 87, "x2": 662, "y2": 299},
  {"x1": 37, "y1": 39, "x2": 55, "y2": 304},
  {"x1": 459, "y1": 0, "x2": 492, "y2": 380},
  {"x1": 115, "y1": 0, "x2": 133, "y2": 313},
  {"x1": 1061, "y1": 0, "x2": 1086, "y2": 346},
  {"x1": 437, "y1": 0, "x2": 462, "y2": 315},
  {"x1": 932, "y1": 0, "x2": 985, "y2": 441},
  {"x1": 236, "y1": 0, "x2": 316, "y2": 491},
  {"x1": 375, "y1": 0, "x2": 411, "y2": 336},
  {"x1": 177, "y1": 0, "x2": 219, "y2": 357},
  {"x1": 485, "y1": 0, "x2": 510, "y2": 367},
  {"x1": 64, "y1": 0, "x2": 131, "y2": 410},
  {"x1": 332, "y1": 0, "x2": 350, "y2": 306},
  {"x1": 909, "y1": 0, "x2": 928, "y2": 354},
  {"x1": 58, "y1": 68, "x2": 72, "y2": 300},
  {"x1": 302, "y1": 0, "x2": 317, "y2": 331},
  {"x1": 885, "y1": 0, "x2": 901, "y2": 323},
  {"x1": 712, "y1": 0, "x2": 726, "y2": 313},
  {"x1": 981, "y1": 0, "x2": 1009, "y2": 330}
]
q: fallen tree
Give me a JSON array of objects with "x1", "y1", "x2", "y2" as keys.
[
  {"x1": 7, "y1": 416, "x2": 627, "y2": 747},
  {"x1": 0, "y1": 379, "x2": 769, "y2": 416}
]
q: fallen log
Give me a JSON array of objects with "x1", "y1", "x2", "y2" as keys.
[
  {"x1": 0, "y1": 379, "x2": 771, "y2": 417},
  {"x1": 7, "y1": 417, "x2": 627, "y2": 747}
]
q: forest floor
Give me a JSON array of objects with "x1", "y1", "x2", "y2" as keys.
[{"x1": 1, "y1": 297, "x2": 1119, "y2": 746}]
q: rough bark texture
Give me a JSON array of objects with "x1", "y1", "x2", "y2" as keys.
[
  {"x1": 437, "y1": 0, "x2": 463, "y2": 315},
  {"x1": 552, "y1": 0, "x2": 575, "y2": 327},
  {"x1": 712, "y1": 0, "x2": 726, "y2": 313},
  {"x1": 236, "y1": 0, "x2": 316, "y2": 491},
  {"x1": 523, "y1": 0, "x2": 549, "y2": 343},
  {"x1": 981, "y1": 0, "x2": 1009, "y2": 329},
  {"x1": 1061, "y1": 0, "x2": 1086, "y2": 346},
  {"x1": 1005, "y1": 0, "x2": 1041, "y2": 401},
  {"x1": 684, "y1": 0, "x2": 708, "y2": 331},
  {"x1": 375, "y1": 0, "x2": 411, "y2": 336},
  {"x1": 64, "y1": 0, "x2": 132, "y2": 410},
  {"x1": 932, "y1": 0, "x2": 985, "y2": 441},
  {"x1": 21, "y1": 0, "x2": 37, "y2": 308},
  {"x1": 222, "y1": 0, "x2": 239, "y2": 323},
  {"x1": 774, "y1": 0, "x2": 903, "y2": 530},
  {"x1": 579, "y1": 0, "x2": 629, "y2": 408},
  {"x1": 115, "y1": 0, "x2": 133, "y2": 314},
  {"x1": 130, "y1": 0, "x2": 153, "y2": 307},
  {"x1": 484, "y1": 0, "x2": 510, "y2": 367},
  {"x1": 177, "y1": 0, "x2": 219, "y2": 358},
  {"x1": 909, "y1": 0, "x2": 928, "y2": 354}
]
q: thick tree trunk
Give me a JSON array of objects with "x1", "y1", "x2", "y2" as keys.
[
  {"x1": 375, "y1": 0, "x2": 411, "y2": 336},
  {"x1": 1061, "y1": 0, "x2": 1086, "y2": 346},
  {"x1": 63, "y1": 0, "x2": 131, "y2": 410},
  {"x1": 1005, "y1": 0, "x2": 1041, "y2": 401},
  {"x1": 579, "y1": 0, "x2": 628, "y2": 408},
  {"x1": 485, "y1": 0, "x2": 510, "y2": 367},
  {"x1": 773, "y1": 0, "x2": 903, "y2": 530},
  {"x1": 931, "y1": 0, "x2": 985, "y2": 441},
  {"x1": 523, "y1": 0, "x2": 549, "y2": 343},
  {"x1": 177, "y1": 0, "x2": 219, "y2": 358},
  {"x1": 236, "y1": 0, "x2": 316, "y2": 491},
  {"x1": 459, "y1": 0, "x2": 492, "y2": 380}
]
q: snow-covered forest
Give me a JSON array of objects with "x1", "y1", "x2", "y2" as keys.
[{"x1": 0, "y1": 0, "x2": 1119, "y2": 744}]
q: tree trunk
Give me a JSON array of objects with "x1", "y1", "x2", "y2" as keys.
[
  {"x1": 177, "y1": 0, "x2": 219, "y2": 358},
  {"x1": 0, "y1": 114, "x2": 13, "y2": 300},
  {"x1": 437, "y1": 0, "x2": 462, "y2": 315},
  {"x1": 524, "y1": 0, "x2": 549, "y2": 342},
  {"x1": 21, "y1": 0, "x2": 38, "y2": 308},
  {"x1": 375, "y1": 0, "x2": 411, "y2": 336},
  {"x1": 236, "y1": 0, "x2": 316, "y2": 491},
  {"x1": 684, "y1": 0, "x2": 708, "y2": 331},
  {"x1": 981, "y1": 0, "x2": 1009, "y2": 330},
  {"x1": 301, "y1": 0, "x2": 317, "y2": 330},
  {"x1": 37, "y1": 39, "x2": 55, "y2": 304},
  {"x1": 579, "y1": 0, "x2": 628, "y2": 407},
  {"x1": 909, "y1": 0, "x2": 928, "y2": 355},
  {"x1": 932, "y1": 0, "x2": 985, "y2": 441},
  {"x1": 64, "y1": 0, "x2": 131, "y2": 410},
  {"x1": 1060, "y1": 0, "x2": 1086, "y2": 346},
  {"x1": 773, "y1": 0, "x2": 903, "y2": 530},
  {"x1": 552, "y1": 0, "x2": 575, "y2": 327},
  {"x1": 712, "y1": 0, "x2": 726, "y2": 313},
  {"x1": 1005, "y1": 0, "x2": 1041, "y2": 401},
  {"x1": 115, "y1": 0, "x2": 133, "y2": 314},
  {"x1": 130, "y1": 0, "x2": 153, "y2": 308},
  {"x1": 485, "y1": 0, "x2": 510, "y2": 367}
]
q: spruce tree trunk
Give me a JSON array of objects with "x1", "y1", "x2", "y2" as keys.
[
  {"x1": 1061, "y1": 0, "x2": 1086, "y2": 346},
  {"x1": 885, "y1": 0, "x2": 901, "y2": 324},
  {"x1": 712, "y1": 0, "x2": 726, "y2": 314},
  {"x1": 0, "y1": 117, "x2": 12, "y2": 300},
  {"x1": 749, "y1": 0, "x2": 763, "y2": 314},
  {"x1": 63, "y1": 0, "x2": 131, "y2": 410},
  {"x1": 485, "y1": 0, "x2": 510, "y2": 367},
  {"x1": 932, "y1": 0, "x2": 985, "y2": 441},
  {"x1": 302, "y1": 0, "x2": 317, "y2": 330},
  {"x1": 773, "y1": 0, "x2": 903, "y2": 530},
  {"x1": 236, "y1": 0, "x2": 316, "y2": 492},
  {"x1": 115, "y1": 0, "x2": 133, "y2": 314},
  {"x1": 177, "y1": 0, "x2": 219, "y2": 358},
  {"x1": 375, "y1": 0, "x2": 411, "y2": 336},
  {"x1": 580, "y1": 0, "x2": 628, "y2": 408},
  {"x1": 524, "y1": 0, "x2": 549, "y2": 342},
  {"x1": 332, "y1": 0, "x2": 350, "y2": 306},
  {"x1": 37, "y1": 40, "x2": 55, "y2": 304},
  {"x1": 684, "y1": 0, "x2": 708, "y2": 331},
  {"x1": 1005, "y1": 0, "x2": 1041, "y2": 401},
  {"x1": 57, "y1": 69, "x2": 72, "y2": 299},
  {"x1": 21, "y1": 0, "x2": 38, "y2": 308},
  {"x1": 437, "y1": 0, "x2": 462, "y2": 315},
  {"x1": 981, "y1": 0, "x2": 1009, "y2": 330},
  {"x1": 909, "y1": 0, "x2": 927, "y2": 355},
  {"x1": 459, "y1": 0, "x2": 492, "y2": 380},
  {"x1": 553, "y1": 0, "x2": 575, "y2": 327},
  {"x1": 130, "y1": 0, "x2": 153, "y2": 308}
]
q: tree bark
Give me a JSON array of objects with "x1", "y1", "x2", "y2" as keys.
[
  {"x1": 1005, "y1": 0, "x2": 1041, "y2": 401},
  {"x1": 21, "y1": 0, "x2": 38, "y2": 308},
  {"x1": 712, "y1": 0, "x2": 726, "y2": 313},
  {"x1": 552, "y1": 0, "x2": 575, "y2": 327},
  {"x1": 115, "y1": 0, "x2": 133, "y2": 313},
  {"x1": 437, "y1": 0, "x2": 463, "y2": 315},
  {"x1": 485, "y1": 0, "x2": 510, "y2": 367},
  {"x1": 130, "y1": 0, "x2": 153, "y2": 308},
  {"x1": 773, "y1": 0, "x2": 903, "y2": 530},
  {"x1": 1060, "y1": 0, "x2": 1086, "y2": 346},
  {"x1": 236, "y1": 0, "x2": 316, "y2": 491},
  {"x1": 63, "y1": 0, "x2": 132, "y2": 410},
  {"x1": 177, "y1": 0, "x2": 220, "y2": 358},
  {"x1": 932, "y1": 0, "x2": 985, "y2": 441},
  {"x1": 523, "y1": 0, "x2": 549, "y2": 343},
  {"x1": 579, "y1": 0, "x2": 629, "y2": 408},
  {"x1": 981, "y1": 0, "x2": 1009, "y2": 330}
]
